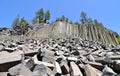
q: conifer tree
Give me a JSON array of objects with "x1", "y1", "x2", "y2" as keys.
[
  {"x1": 36, "y1": 8, "x2": 44, "y2": 23},
  {"x1": 44, "y1": 10, "x2": 50, "y2": 23}
]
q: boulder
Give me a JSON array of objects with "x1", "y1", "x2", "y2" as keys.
[
  {"x1": 19, "y1": 64, "x2": 32, "y2": 76},
  {"x1": 33, "y1": 64, "x2": 48, "y2": 76},
  {"x1": 4, "y1": 47, "x2": 16, "y2": 52},
  {"x1": 84, "y1": 64, "x2": 102, "y2": 76},
  {"x1": 33, "y1": 55, "x2": 54, "y2": 67},
  {"x1": 8, "y1": 63, "x2": 22, "y2": 75},
  {"x1": 0, "y1": 44, "x2": 4, "y2": 51},
  {"x1": 102, "y1": 65, "x2": 117, "y2": 76},
  {"x1": 70, "y1": 62, "x2": 83, "y2": 76},
  {"x1": 67, "y1": 57, "x2": 78, "y2": 62},
  {"x1": 53, "y1": 62, "x2": 62, "y2": 75},
  {"x1": 46, "y1": 67, "x2": 54, "y2": 76},
  {"x1": 25, "y1": 58, "x2": 34, "y2": 70},
  {"x1": 0, "y1": 72, "x2": 8, "y2": 76},
  {"x1": 61, "y1": 62, "x2": 70, "y2": 74}
]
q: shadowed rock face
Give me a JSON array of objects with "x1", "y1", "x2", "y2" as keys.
[{"x1": 33, "y1": 21, "x2": 119, "y2": 44}]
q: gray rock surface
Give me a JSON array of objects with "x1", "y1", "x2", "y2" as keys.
[
  {"x1": 8, "y1": 63, "x2": 22, "y2": 75},
  {"x1": 0, "y1": 38, "x2": 119, "y2": 76},
  {"x1": 33, "y1": 64, "x2": 48, "y2": 76},
  {"x1": 33, "y1": 21, "x2": 119, "y2": 44}
]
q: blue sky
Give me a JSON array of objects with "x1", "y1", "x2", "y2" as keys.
[{"x1": 0, "y1": 0, "x2": 120, "y2": 34}]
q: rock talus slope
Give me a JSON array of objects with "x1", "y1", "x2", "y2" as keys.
[{"x1": 0, "y1": 38, "x2": 120, "y2": 76}]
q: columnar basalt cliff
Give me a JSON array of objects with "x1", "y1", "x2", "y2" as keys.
[{"x1": 33, "y1": 21, "x2": 119, "y2": 44}]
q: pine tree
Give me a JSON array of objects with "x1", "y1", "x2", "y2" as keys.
[
  {"x1": 94, "y1": 19, "x2": 99, "y2": 26},
  {"x1": 74, "y1": 21, "x2": 80, "y2": 25},
  {"x1": 20, "y1": 18, "x2": 29, "y2": 35},
  {"x1": 80, "y1": 11, "x2": 88, "y2": 24},
  {"x1": 44, "y1": 10, "x2": 50, "y2": 23},
  {"x1": 61, "y1": 15, "x2": 65, "y2": 21},
  {"x1": 12, "y1": 15, "x2": 20, "y2": 27},
  {"x1": 117, "y1": 35, "x2": 120, "y2": 43},
  {"x1": 20, "y1": 18, "x2": 28, "y2": 27},
  {"x1": 94, "y1": 19, "x2": 104, "y2": 28},
  {"x1": 55, "y1": 15, "x2": 68, "y2": 22},
  {"x1": 87, "y1": 18, "x2": 93, "y2": 25},
  {"x1": 32, "y1": 17, "x2": 38, "y2": 24},
  {"x1": 36, "y1": 8, "x2": 44, "y2": 23}
]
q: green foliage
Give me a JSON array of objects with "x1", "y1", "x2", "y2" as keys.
[
  {"x1": 56, "y1": 18, "x2": 62, "y2": 22},
  {"x1": 11, "y1": 16, "x2": 30, "y2": 35},
  {"x1": 80, "y1": 11, "x2": 94, "y2": 25},
  {"x1": 36, "y1": 8, "x2": 44, "y2": 23},
  {"x1": 117, "y1": 35, "x2": 120, "y2": 43},
  {"x1": 55, "y1": 15, "x2": 68, "y2": 22},
  {"x1": 79, "y1": 11, "x2": 105, "y2": 28},
  {"x1": 74, "y1": 21, "x2": 80, "y2": 25},
  {"x1": 20, "y1": 18, "x2": 28, "y2": 27},
  {"x1": 87, "y1": 18, "x2": 93, "y2": 25},
  {"x1": 32, "y1": 17, "x2": 38, "y2": 24},
  {"x1": 32, "y1": 8, "x2": 51, "y2": 24},
  {"x1": 12, "y1": 15, "x2": 20, "y2": 27},
  {"x1": 94, "y1": 19, "x2": 104, "y2": 28},
  {"x1": 44, "y1": 10, "x2": 50, "y2": 23},
  {"x1": 80, "y1": 11, "x2": 88, "y2": 24},
  {"x1": 69, "y1": 21, "x2": 73, "y2": 24},
  {"x1": 12, "y1": 15, "x2": 29, "y2": 28},
  {"x1": 94, "y1": 19, "x2": 99, "y2": 26},
  {"x1": 99, "y1": 23, "x2": 104, "y2": 28},
  {"x1": 61, "y1": 15, "x2": 66, "y2": 21}
]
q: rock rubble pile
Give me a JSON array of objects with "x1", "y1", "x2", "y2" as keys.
[{"x1": 0, "y1": 38, "x2": 120, "y2": 76}]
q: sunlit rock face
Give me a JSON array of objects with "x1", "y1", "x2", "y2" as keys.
[{"x1": 33, "y1": 21, "x2": 119, "y2": 44}]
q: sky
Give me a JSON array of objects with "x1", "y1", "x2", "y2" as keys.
[{"x1": 0, "y1": 0, "x2": 120, "y2": 34}]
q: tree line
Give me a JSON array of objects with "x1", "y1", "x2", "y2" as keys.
[
  {"x1": 11, "y1": 8, "x2": 50, "y2": 35},
  {"x1": 12, "y1": 8, "x2": 105, "y2": 27},
  {"x1": 32, "y1": 8, "x2": 50, "y2": 24},
  {"x1": 12, "y1": 8, "x2": 50, "y2": 27}
]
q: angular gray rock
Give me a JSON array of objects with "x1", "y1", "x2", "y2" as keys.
[
  {"x1": 53, "y1": 62, "x2": 62, "y2": 75},
  {"x1": 0, "y1": 44, "x2": 4, "y2": 51},
  {"x1": 8, "y1": 63, "x2": 22, "y2": 75},
  {"x1": 0, "y1": 72, "x2": 8, "y2": 76},
  {"x1": 102, "y1": 65, "x2": 117, "y2": 76},
  {"x1": 70, "y1": 62, "x2": 83, "y2": 76},
  {"x1": 19, "y1": 64, "x2": 32, "y2": 76},
  {"x1": 0, "y1": 38, "x2": 120, "y2": 76},
  {"x1": 33, "y1": 64, "x2": 48, "y2": 76},
  {"x1": 25, "y1": 58, "x2": 34, "y2": 70},
  {"x1": 84, "y1": 64, "x2": 102, "y2": 76},
  {"x1": 61, "y1": 62, "x2": 70, "y2": 75}
]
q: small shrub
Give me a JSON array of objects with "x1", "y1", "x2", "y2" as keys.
[{"x1": 117, "y1": 35, "x2": 120, "y2": 42}]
